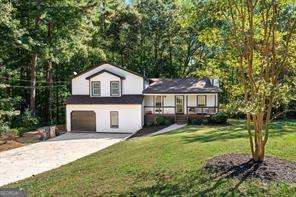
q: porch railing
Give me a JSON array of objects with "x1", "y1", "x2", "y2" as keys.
[
  {"x1": 186, "y1": 106, "x2": 218, "y2": 115},
  {"x1": 144, "y1": 106, "x2": 175, "y2": 115},
  {"x1": 144, "y1": 106, "x2": 218, "y2": 115}
]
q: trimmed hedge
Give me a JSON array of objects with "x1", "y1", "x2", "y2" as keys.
[
  {"x1": 207, "y1": 112, "x2": 229, "y2": 124},
  {"x1": 189, "y1": 118, "x2": 204, "y2": 125},
  {"x1": 155, "y1": 115, "x2": 172, "y2": 126}
]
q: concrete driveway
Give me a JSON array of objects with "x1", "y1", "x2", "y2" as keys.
[{"x1": 0, "y1": 132, "x2": 131, "y2": 187}]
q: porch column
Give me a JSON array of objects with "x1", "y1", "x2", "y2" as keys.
[
  {"x1": 216, "y1": 94, "x2": 219, "y2": 112},
  {"x1": 174, "y1": 95, "x2": 176, "y2": 122},
  {"x1": 186, "y1": 95, "x2": 188, "y2": 122},
  {"x1": 153, "y1": 95, "x2": 155, "y2": 114}
]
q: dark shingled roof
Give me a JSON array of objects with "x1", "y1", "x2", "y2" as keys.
[
  {"x1": 67, "y1": 95, "x2": 144, "y2": 105},
  {"x1": 143, "y1": 77, "x2": 221, "y2": 94}
]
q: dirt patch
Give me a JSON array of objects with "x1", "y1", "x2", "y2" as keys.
[
  {"x1": 0, "y1": 140, "x2": 24, "y2": 152},
  {"x1": 0, "y1": 125, "x2": 66, "y2": 153},
  {"x1": 131, "y1": 125, "x2": 169, "y2": 138},
  {"x1": 17, "y1": 131, "x2": 44, "y2": 143},
  {"x1": 205, "y1": 153, "x2": 296, "y2": 183}
]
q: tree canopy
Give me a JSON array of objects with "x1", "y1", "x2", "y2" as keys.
[{"x1": 0, "y1": 0, "x2": 295, "y2": 156}]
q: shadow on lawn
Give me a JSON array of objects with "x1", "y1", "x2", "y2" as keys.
[
  {"x1": 123, "y1": 160, "x2": 262, "y2": 196},
  {"x1": 200, "y1": 159, "x2": 261, "y2": 195},
  {"x1": 180, "y1": 123, "x2": 294, "y2": 144}
]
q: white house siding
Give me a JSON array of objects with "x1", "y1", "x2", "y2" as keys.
[
  {"x1": 72, "y1": 63, "x2": 144, "y2": 95},
  {"x1": 89, "y1": 72, "x2": 121, "y2": 97},
  {"x1": 66, "y1": 105, "x2": 143, "y2": 133}
]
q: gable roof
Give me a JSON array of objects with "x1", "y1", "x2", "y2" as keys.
[
  {"x1": 66, "y1": 95, "x2": 144, "y2": 105},
  {"x1": 143, "y1": 77, "x2": 221, "y2": 94},
  {"x1": 71, "y1": 62, "x2": 144, "y2": 80},
  {"x1": 85, "y1": 69, "x2": 126, "y2": 80}
]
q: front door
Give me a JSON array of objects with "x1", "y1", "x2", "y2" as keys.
[{"x1": 175, "y1": 96, "x2": 184, "y2": 114}]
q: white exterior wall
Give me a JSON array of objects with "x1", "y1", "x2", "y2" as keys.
[
  {"x1": 72, "y1": 64, "x2": 144, "y2": 95},
  {"x1": 66, "y1": 105, "x2": 143, "y2": 133},
  {"x1": 89, "y1": 72, "x2": 121, "y2": 97}
]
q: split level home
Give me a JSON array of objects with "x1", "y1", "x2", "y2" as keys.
[{"x1": 66, "y1": 63, "x2": 221, "y2": 133}]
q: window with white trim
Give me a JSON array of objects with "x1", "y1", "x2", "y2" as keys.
[
  {"x1": 197, "y1": 95, "x2": 206, "y2": 106},
  {"x1": 110, "y1": 111, "x2": 119, "y2": 128},
  {"x1": 110, "y1": 81, "x2": 120, "y2": 96},
  {"x1": 91, "y1": 81, "x2": 101, "y2": 96}
]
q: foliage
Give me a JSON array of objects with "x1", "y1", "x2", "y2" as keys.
[
  {"x1": 215, "y1": 0, "x2": 296, "y2": 161},
  {"x1": 221, "y1": 103, "x2": 246, "y2": 119},
  {"x1": 8, "y1": 120, "x2": 296, "y2": 195},
  {"x1": 0, "y1": 0, "x2": 294, "y2": 149},
  {"x1": 208, "y1": 112, "x2": 229, "y2": 124},
  {"x1": 154, "y1": 115, "x2": 171, "y2": 126},
  {"x1": 188, "y1": 118, "x2": 204, "y2": 125},
  {"x1": 13, "y1": 109, "x2": 39, "y2": 132}
]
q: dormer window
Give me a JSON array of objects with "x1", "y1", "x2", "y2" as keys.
[
  {"x1": 110, "y1": 81, "x2": 120, "y2": 96},
  {"x1": 91, "y1": 81, "x2": 101, "y2": 96}
]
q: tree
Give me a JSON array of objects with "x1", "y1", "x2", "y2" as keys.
[{"x1": 222, "y1": 0, "x2": 296, "y2": 161}]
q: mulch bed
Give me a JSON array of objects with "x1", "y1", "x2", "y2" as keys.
[
  {"x1": 0, "y1": 140, "x2": 24, "y2": 152},
  {"x1": 130, "y1": 125, "x2": 169, "y2": 138},
  {"x1": 205, "y1": 153, "x2": 296, "y2": 183}
]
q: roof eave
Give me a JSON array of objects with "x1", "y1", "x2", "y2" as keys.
[
  {"x1": 71, "y1": 62, "x2": 144, "y2": 80},
  {"x1": 85, "y1": 69, "x2": 126, "y2": 80}
]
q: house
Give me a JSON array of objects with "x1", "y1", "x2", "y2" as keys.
[{"x1": 66, "y1": 63, "x2": 221, "y2": 133}]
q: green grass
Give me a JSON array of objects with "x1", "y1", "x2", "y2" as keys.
[{"x1": 6, "y1": 120, "x2": 296, "y2": 196}]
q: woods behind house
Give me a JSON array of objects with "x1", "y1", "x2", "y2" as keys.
[{"x1": 0, "y1": 0, "x2": 295, "y2": 137}]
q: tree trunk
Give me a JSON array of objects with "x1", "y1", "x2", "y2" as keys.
[
  {"x1": 45, "y1": 60, "x2": 53, "y2": 125},
  {"x1": 154, "y1": 33, "x2": 159, "y2": 77},
  {"x1": 247, "y1": 114, "x2": 266, "y2": 162},
  {"x1": 55, "y1": 64, "x2": 59, "y2": 124},
  {"x1": 29, "y1": 54, "x2": 37, "y2": 115}
]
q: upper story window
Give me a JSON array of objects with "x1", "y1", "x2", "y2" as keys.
[
  {"x1": 110, "y1": 81, "x2": 120, "y2": 96},
  {"x1": 91, "y1": 81, "x2": 101, "y2": 96}
]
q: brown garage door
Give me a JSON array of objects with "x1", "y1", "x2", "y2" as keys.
[{"x1": 71, "y1": 111, "x2": 96, "y2": 132}]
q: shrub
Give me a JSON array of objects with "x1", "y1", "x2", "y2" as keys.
[
  {"x1": 208, "y1": 112, "x2": 229, "y2": 124},
  {"x1": 229, "y1": 111, "x2": 246, "y2": 119},
  {"x1": 13, "y1": 109, "x2": 39, "y2": 133},
  {"x1": 155, "y1": 115, "x2": 171, "y2": 126},
  {"x1": 0, "y1": 128, "x2": 19, "y2": 141},
  {"x1": 0, "y1": 122, "x2": 10, "y2": 135},
  {"x1": 189, "y1": 118, "x2": 204, "y2": 125}
]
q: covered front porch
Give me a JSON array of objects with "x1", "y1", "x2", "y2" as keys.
[{"x1": 143, "y1": 94, "x2": 219, "y2": 116}]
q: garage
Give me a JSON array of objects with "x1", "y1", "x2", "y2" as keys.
[{"x1": 71, "y1": 111, "x2": 96, "y2": 132}]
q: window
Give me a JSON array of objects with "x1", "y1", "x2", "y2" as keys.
[
  {"x1": 197, "y1": 95, "x2": 206, "y2": 106},
  {"x1": 155, "y1": 96, "x2": 163, "y2": 112},
  {"x1": 110, "y1": 111, "x2": 119, "y2": 128},
  {"x1": 155, "y1": 96, "x2": 162, "y2": 108},
  {"x1": 91, "y1": 81, "x2": 100, "y2": 96},
  {"x1": 110, "y1": 81, "x2": 120, "y2": 96}
]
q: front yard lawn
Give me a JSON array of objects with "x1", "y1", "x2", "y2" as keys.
[{"x1": 6, "y1": 120, "x2": 296, "y2": 196}]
